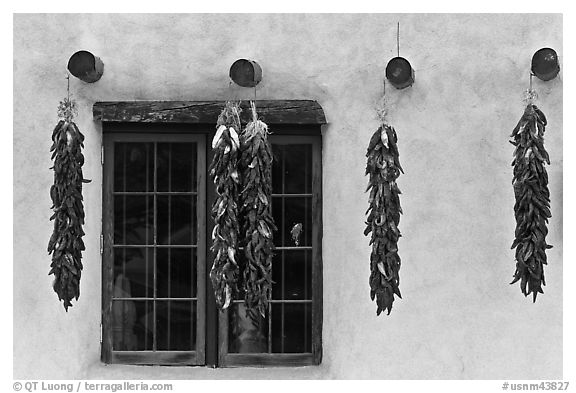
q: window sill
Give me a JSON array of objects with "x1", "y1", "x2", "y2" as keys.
[{"x1": 89, "y1": 360, "x2": 325, "y2": 379}]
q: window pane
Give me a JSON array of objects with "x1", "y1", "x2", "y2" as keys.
[
  {"x1": 228, "y1": 302, "x2": 269, "y2": 354},
  {"x1": 284, "y1": 250, "x2": 312, "y2": 300},
  {"x1": 271, "y1": 144, "x2": 312, "y2": 194},
  {"x1": 271, "y1": 303, "x2": 311, "y2": 353},
  {"x1": 271, "y1": 250, "x2": 314, "y2": 301},
  {"x1": 271, "y1": 146, "x2": 283, "y2": 194},
  {"x1": 271, "y1": 252, "x2": 283, "y2": 300},
  {"x1": 157, "y1": 143, "x2": 197, "y2": 192},
  {"x1": 114, "y1": 143, "x2": 153, "y2": 192},
  {"x1": 157, "y1": 195, "x2": 196, "y2": 245},
  {"x1": 283, "y1": 145, "x2": 312, "y2": 194},
  {"x1": 113, "y1": 248, "x2": 153, "y2": 298},
  {"x1": 114, "y1": 196, "x2": 153, "y2": 245},
  {"x1": 157, "y1": 248, "x2": 197, "y2": 298},
  {"x1": 272, "y1": 197, "x2": 284, "y2": 247},
  {"x1": 112, "y1": 300, "x2": 153, "y2": 351},
  {"x1": 156, "y1": 300, "x2": 196, "y2": 351},
  {"x1": 283, "y1": 197, "x2": 312, "y2": 247}
]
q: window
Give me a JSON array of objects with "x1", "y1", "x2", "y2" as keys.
[
  {"x1": 219, "y1": 135, "x2": 322, "y2": 367},
  {"x1": 102, "y1": 133, "x2": 206, "y2": 365},
  {"x1": 99, "y1": 107, "x2": 323, "y2": 368}
]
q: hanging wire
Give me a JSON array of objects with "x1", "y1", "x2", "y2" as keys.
[
  {"x1": 376, "y1": 77, "x2": 388, "y2": 125},
  {"x1": 58, "y1": 73, "x2": 77, "y2": 121},
  {"x1": 66, "y1": 73, "x2": 70, "y2": 102},
  {"x1": 383, "y1": 75, "x2": 386, "y2": 97},
  {"x1": 397, "y1": 22, "x2": 400, "y2": 58},
  {"x1": 524, "y1": 72, "x2": 538, "y2": 105}
]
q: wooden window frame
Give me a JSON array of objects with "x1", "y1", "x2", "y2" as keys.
[
  {"x1": 102, "y1": 132, "x2": 207, "y2": 366},
  {"x1": 97, "y1": 101, "x2": 325, "y2": 368},
  {"x1": 217, "y1": 134, "x2": 323, "y2": 367}
]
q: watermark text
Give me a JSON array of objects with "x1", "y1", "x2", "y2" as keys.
[
  {"x1": 13, "y1": 381, "x2": 173, "y2": 393},
  {"x1": 501, "y1": 381, "x2": 569, "y2": 391}
]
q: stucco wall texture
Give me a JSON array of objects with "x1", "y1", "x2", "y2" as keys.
[{"x1": 13, "y1": 13, "x2": 562, "y2": 380}]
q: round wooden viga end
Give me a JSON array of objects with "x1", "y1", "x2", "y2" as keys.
[
  {"x1": 385, "y1": 57, "x2": 415, "y2": 90},
  {"x1": 531, "y1": 48, "x2": 560, "y2": 82},
  {"x1": 67, "y1": 50, "x2": 104, "y2": 83},
  {"x1": 229, "y1": 59, "x2": 262, "y2": 88}
]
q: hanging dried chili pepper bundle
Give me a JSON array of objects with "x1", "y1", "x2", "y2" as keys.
[
  {"x1": 48, "y1": 96, "x2": 91, "y2": 311},
  {"x1": 239, "y1": 101, "x2": 277, "y2": 320},
  {"x1": 364, "y1": 124, "x2": 403, "y2": 315},
  {"x1": 209, "y1": 101, "x2": 242, "y2": 309},
  {"x1": 510, "y1": 98, "x2": 552, "y2": 302}
]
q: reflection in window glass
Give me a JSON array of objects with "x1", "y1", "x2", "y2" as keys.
[
  {"x1": 228, "y1": 302, "x2": 268, "y2": 354},
  {"x1": 113, "y1": 248, "x2": 153, "y2": 298},
  {"x1": 157, "y1": 195, "x2": 196, "y2": 245},
  {"x1": 114, "y1": 196, "x2": 153, "y2": 245},
  {"x1": 114, "y1": 143, "x2": 154, "y2": 192},
  {"x1": 157, "y1": 248, "x2": 197, "y2": 298},
  {"x1": 156, "y1": 301, "x2": 196, "y2": 351},
  {"x1": 157, "y1": 143, "x2": 196, "y2": 192},
  {"x1": 112, "y1": 300, "x2": 153, "y2": 351}
]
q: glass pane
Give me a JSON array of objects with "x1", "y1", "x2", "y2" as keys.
[
  {"x1": 114, "y1": 143, "x2": 153, "y2": 192},
  {"x1": 272, "y1": 250, "x2": 312, "y2": 300},
  {"x1": 272, "y1": 196, "x2": 284, "y2": 247},
  {"x1": 113, "y1": 248, "x2": 153, "y2": 298},
  {"x1": 283, "y1": 145, "x2": 312, "y2": 194},
  {"x1": 271, "y1": 252, "x2": 283, "y2": 300},
  {"x1": 283, "y1": 197, "x2": 312, "y2": 247},
  {"x1": 156, "y1": 300, "x2": 196, "y2": 351},
  {"x1": 271, "y1": 145, "x2": 283, "y2": 194},
  {"x1": 157, "y1": 248, "x2": 197, "y2": 298},
  {"x1": 271, "y1": 303, "x2": 311, "y2": 353},
  {"x1": 157, "y1": 143, "x2": 197, "y2": 192},
  {"x1": 114, "y1": 196, "x2": 153, "y2": 245},
  {"x1": 284, "y1": 250, "x2": 312, "y2": 300},
  {"x1": 157, "y1": 195, "x2": 196, "y2": 245},
  {"x1": 228, "y1": 302, "x2": 269, "y2": 353},
  {"x1": 271, "y1": 303, "x2": 282, "y2": 353},
  {"x1": 112, "y1": 300, "x2": 153, "y2": 351}
]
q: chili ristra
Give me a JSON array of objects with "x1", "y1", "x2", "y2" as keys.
[
  {"x1": 209, "y1": 101, "x2": 242, "y2": 309},
  {"x1": 48, "y1": 98, "x2": 90, "y2": 311},
  {"x1": 239, "y1": 101, "x2": 277, "y2": 320},
  {"x1": 510, "y1": 103, "x2": 552, "y2": 302},
  {"x1": 364, "y1": 124, "x2": 403, "y2": 315}
]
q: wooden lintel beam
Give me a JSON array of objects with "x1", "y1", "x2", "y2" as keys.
[{"x1": 93, "y1": 100, "x2": 327, "y2": 125}]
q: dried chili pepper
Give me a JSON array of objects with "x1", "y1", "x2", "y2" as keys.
[
  {"x1": 209, "y1": 101, "x2": 242, "y2": 309},
  {"x1": 238, "y1": 101, "x2": 277, "y2": 320},
  {"x1": 48, "y1": 97, "x2": 91, "y2": 311},
  {"x1": 510, "y1": 103, "x2": 552, "y2": 302},
  {"x1": 364, "y1": 124, "x2": 403, "y2": 315}
]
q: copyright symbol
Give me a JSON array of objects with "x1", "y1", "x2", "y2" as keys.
[{"x1": 13, "y1": 382, "x2": 22, "y2": 391}]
